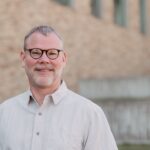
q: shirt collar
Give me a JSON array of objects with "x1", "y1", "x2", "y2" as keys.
[
  {"x1": 51, "y1": 81, "x2": 68, "y2": 105},
  {"x1": 25, "y1": 81, "x2": 68, "y2": 106}
]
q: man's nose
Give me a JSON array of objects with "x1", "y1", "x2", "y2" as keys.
[{"x1": 38, "y1": 52, "x2": 50, "y2": 63}]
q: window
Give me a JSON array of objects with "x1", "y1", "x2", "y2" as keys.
[
  {"x1": 56, "y1": 0, "x2": 74, "y2": 7},
  {"x1": 139, "y1": 0, "x2": 147, "y2": 34},
  {"x1": 114, "y1": 0, "x2": 128, "y2": 27},
  {"x1": 91, "y1": 0, "x2": 102, "y2": 18}
]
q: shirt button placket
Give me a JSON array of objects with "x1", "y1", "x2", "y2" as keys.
[
  {"x1": 31, "y1": 110, "x2": 43, "y2": 150},
  {"x1": 36, "y1": 112, "x2": 42, "y2": 136}
]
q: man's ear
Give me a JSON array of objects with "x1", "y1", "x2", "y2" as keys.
[
  {"x1": 20, "y1": 50, "x2": 26, "y2": 68},
  {"x1": 62, "y1": 51, "x2": 67, "y2": 66}
]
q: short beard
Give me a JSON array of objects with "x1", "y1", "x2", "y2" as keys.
[{"x1": 33, "y1": 76, "x2": 54, "y2": 88}]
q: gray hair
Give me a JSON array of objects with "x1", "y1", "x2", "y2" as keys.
[{"x1": 24, "y1": 25, "x2": 63, "y2": 50}]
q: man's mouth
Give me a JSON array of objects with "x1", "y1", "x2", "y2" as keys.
[{"x1": 35, "y1": 68, "x2": 54, "y2": 72}]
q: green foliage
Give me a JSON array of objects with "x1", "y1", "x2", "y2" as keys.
[{"x1": 118, "y1": 144, "x2": 150, "y2": 150}]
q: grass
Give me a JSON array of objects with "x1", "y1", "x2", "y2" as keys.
[{"x1": 118, "y1": 144, "x2": 150, "y2": 150}]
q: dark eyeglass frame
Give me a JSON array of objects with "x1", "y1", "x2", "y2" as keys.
[{"x1": 24, "y1": 48, "x2": 63, "y2": 60}]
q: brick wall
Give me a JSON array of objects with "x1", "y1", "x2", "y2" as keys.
[{"x1": 0, "y1": 0, "x2": 150, "y2": 101}]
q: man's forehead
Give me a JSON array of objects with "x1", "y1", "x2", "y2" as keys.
[{"x1": 26, "y1": 32, "x2": 63, "y2": 49}]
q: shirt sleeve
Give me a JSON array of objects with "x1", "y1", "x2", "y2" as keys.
[{"x1": 83, "y1": 105, "x2": 118, "y2": 150}]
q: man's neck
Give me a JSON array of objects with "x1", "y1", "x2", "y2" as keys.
[{"x1": 30, "y1": 80, "x2": 61, "y2": 105}]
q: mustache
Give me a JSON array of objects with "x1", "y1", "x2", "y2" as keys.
[{"x1": 34, "y1": 64, "x2": 54, "y2": 71}]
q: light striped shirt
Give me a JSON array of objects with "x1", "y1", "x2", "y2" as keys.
[{"x1": 0, "y1": 82, "x2": 118, "y2": 150}]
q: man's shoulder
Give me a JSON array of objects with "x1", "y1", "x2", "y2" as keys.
[
  {"x1": 0, "y1": 91, "x2": 29, "y2": 109},
  {"x1": 67, "y1": 89, "x2": 103, "y2": 112}
]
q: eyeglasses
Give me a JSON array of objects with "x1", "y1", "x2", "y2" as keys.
[{"x1": 25, "y1": 48, "x2": 63, "y2": 60}]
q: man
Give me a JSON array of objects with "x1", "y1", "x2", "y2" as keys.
[{"x1": 0, "y1": 25, "x2": 118, "y2": 150}]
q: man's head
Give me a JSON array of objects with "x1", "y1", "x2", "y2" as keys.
[{"x1": 20, "y1": 25, "x2": 67, "y2": 90}]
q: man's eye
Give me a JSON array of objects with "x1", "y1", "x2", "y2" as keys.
[
  {"x1": 49, "y1": 52, "x2": 57, "y2": 55},
  {"x1": 32, "y1": 51, "x2": 41, "y2": 55}
]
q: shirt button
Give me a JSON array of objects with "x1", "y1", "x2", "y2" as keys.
[
  {"x1": 38, "y1": 112, "x2": 42, "y2": 116},
  {"x1": 36, "y1": 132, "x2": 40, "y2": 136}
]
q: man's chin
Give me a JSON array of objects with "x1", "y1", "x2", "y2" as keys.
[{"x1": 35, "y1": 78, "x2": 54, "y2": 88}]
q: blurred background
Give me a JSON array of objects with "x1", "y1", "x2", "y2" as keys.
[{"x1": 0, "y1": 0, "x2": 150, "y2": 149}]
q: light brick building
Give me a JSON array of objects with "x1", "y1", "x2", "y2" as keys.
[{"x1": 0, "y1": 0, "x2": 150, "y2": 144}]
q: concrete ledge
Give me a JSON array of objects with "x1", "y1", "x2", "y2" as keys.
[{"x1": 79, "y1": 77, "x2": 150, "y2": 99}]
